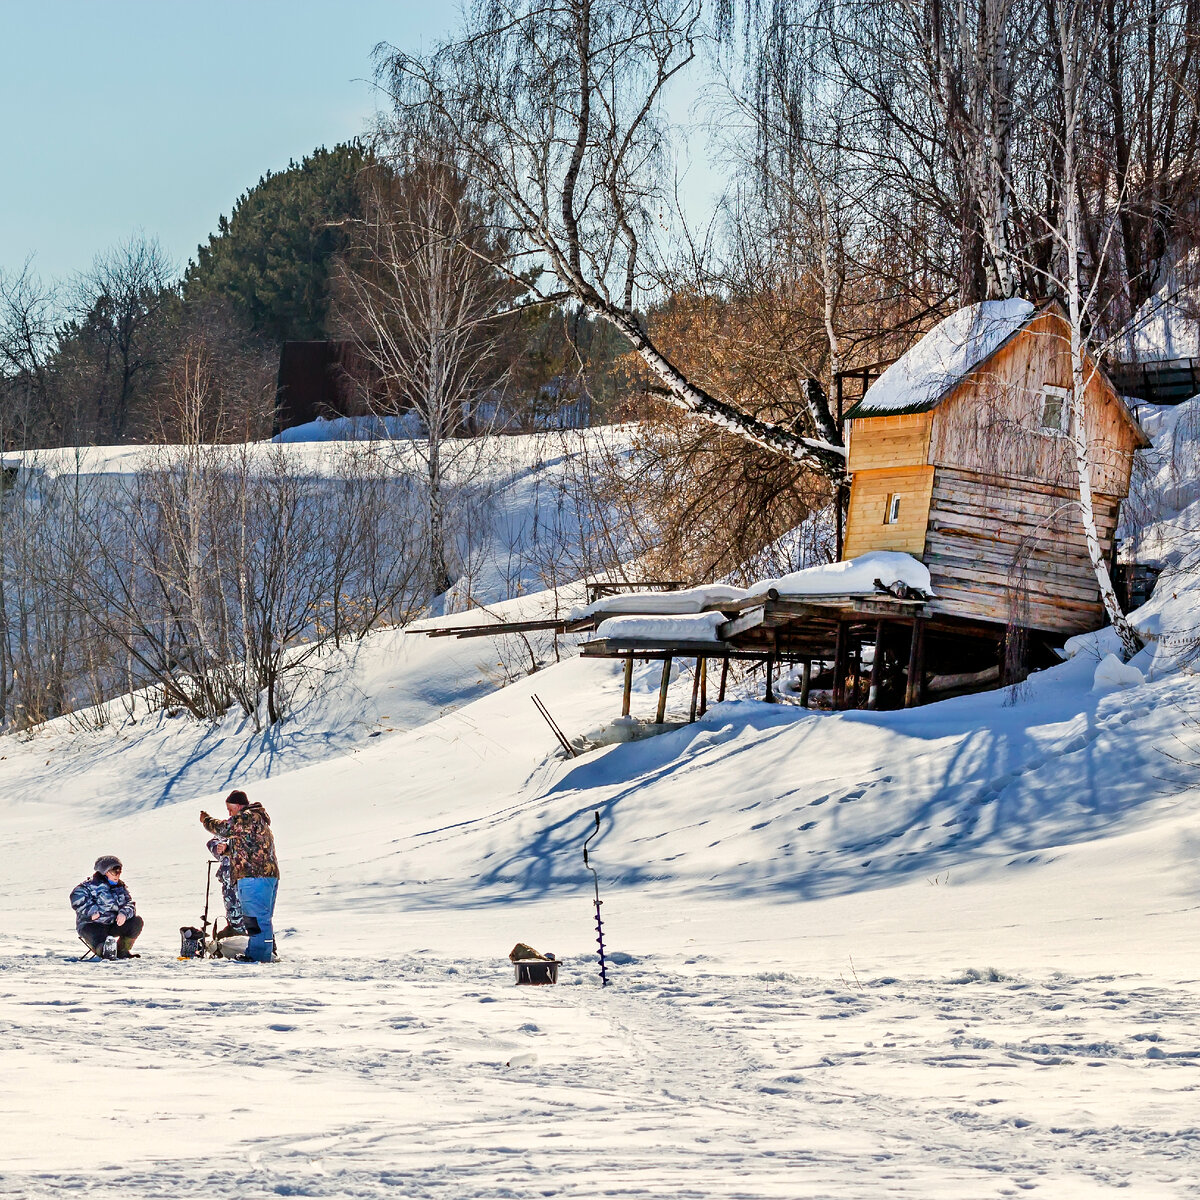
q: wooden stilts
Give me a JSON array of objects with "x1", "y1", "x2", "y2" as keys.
[
  {"x1": 718, "y1": 657, "x2": 729, "y2": 702},
  {"x1": 799, "y1": 659, "x2": 812, "y2": 708},
  {"x1": 832, "y1": 622, "x2": 847, "y2": 709},
  {"x1": 699, "y1": 658, "x2": 708, "y2": 716},
  {"x1": 621, "y1": 656, "x2": 633, "y2": 717},
  {"x1": 850, "y1": 644, "x2": 862, "y2": 709},
  {"x1": 765, "y1": 653, "x2": 776, "y2": 703},
  {"x1": 655, "y1": 657, "x2": 672, "y2": 725},
  {"x1": 688, "y1": 657, "x2": 702, "y2": 722},
  {"x1": 904, "y1": 618, "x2": 925, "y2": 708},
  {"x1": 867, "y1": 620, "x2": 886, "y2": 710}
]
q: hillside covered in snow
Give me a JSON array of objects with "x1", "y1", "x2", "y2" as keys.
[{"x1": 4, "y1": 410, "x2": 1200, "y2": 1198}]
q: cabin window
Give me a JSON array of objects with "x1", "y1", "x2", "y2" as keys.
[
  {"x1": 1040, "y1": 385, "x2": 1071, "y2": 433},
  {"x1": 883, "y1": 493, "x2": 901, "y2": 524}
]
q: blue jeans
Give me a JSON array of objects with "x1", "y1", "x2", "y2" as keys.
[{"x1": 235, "y1": 877, "x2": 278, "y2": 962}]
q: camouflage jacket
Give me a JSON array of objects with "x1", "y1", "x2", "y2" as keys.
[
  {"x1": 70, "y1": 873, "x2": 136, "y2": 933},
  {"x1": 201, "y1": 802, "x2": 279, "y2": 881}
]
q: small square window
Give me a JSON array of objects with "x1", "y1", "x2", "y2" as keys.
[
  {"x1": 1041, "y1": 385, "x2": 1070, "y2": 433},
  {"x1": 883, "y1": 493, "x2": 901, "y2": 524}
]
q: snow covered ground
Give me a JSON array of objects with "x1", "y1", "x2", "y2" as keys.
[{"x1": 4, "y1": 416, "x2": 1200, "y2": 1197}]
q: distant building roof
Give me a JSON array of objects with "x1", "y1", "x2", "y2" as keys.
[{"x1": 845, "y1": 299, "x2": 1035, "y2": 418}]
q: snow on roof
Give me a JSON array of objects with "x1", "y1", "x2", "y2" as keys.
[
  {"x1": 847, "y1": 299, "x2": 1036, "y2": 418},
  {"x1": 751, "y1": 551, "x2": 933, "y2": 600}
]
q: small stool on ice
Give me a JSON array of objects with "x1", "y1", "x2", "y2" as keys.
[{"x1": 513, "y1": 957, "x2": 560, "y2": 985}]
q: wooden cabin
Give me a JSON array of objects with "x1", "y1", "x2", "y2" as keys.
[
  {"x1": 416, "y1": 299, "x2": 1156, "y2": 716},
  {"x1": 842, "y1": 299, "x2": 1151, "y2": 636}
]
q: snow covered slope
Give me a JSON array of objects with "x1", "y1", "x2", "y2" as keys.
[{"x1": 4, "y1": 414, "x2": 1200, "y2": 1197}]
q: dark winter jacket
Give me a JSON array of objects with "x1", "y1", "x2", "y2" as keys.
[
  {"x1": 201, "y1": 802, "x2": 279, "y2": 882},
  {"x1": 69, "y1": 873, "x2": 136, "y2": 934}
]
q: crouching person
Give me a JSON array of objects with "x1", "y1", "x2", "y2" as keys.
[
  {"x1": 70, "y1": 856, "x2": 143, "y2": 959},
  {"x1": 200, "y1": 790, "x2": 279, "y2": 962}
]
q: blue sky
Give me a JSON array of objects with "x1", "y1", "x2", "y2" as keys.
[{"x1": 0, "y1": 1, "x2": 456, "y2": 284}]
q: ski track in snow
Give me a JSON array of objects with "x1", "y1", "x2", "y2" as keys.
[{"x1": 3, "y1": 954, "x2": 1200, "y2": 1198}]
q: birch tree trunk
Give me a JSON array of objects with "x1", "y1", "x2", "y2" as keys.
[{"x1": 1057, "y1": 0, "x2": 1142, "y2": 661}]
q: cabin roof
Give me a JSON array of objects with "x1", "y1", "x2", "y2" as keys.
[
  {"x1": 844, "y1": 299, "x2": 1035, "y2": 419},
  {"x1": 845, "y1": 298, "x2": 1152, "y2": 448}
]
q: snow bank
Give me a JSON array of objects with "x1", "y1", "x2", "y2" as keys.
[
  {"x1": 755, "y1": 550, "x2": 932, "y2": 598},
  {"x1": 594, "y1": 611, "x2": 726, "y2": 642},
  {"x1": 271, "y1": 414, "x2": 421, "y2": 442},
  {"x1": 1125, "y1": 260, "x2": 1200, "y2": 360},
  {"x1": 1092, "y1": 653, "x2": 1145, "y2": 692},
  {"x1": 850, "y1": 298, "x2": 1035, "y2": 416}
]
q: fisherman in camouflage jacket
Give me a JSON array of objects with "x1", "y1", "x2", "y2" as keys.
[
  {"x1": 200, "y1": 790, "x2": 279, "y2": 962},
  {"x1": 70, "y1": 855, "x2": 144, "y2": 958}
]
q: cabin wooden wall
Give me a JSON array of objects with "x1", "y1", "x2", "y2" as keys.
[
  {"x1": 923, "y1": 467, "x2": 1117, "y2": 632},
  {"x1": 842, "y1": 309, "x2": 1145, "y2": 635},
  {"x1": 843, "y1": 413, "x2": 935, "y2": 558},
  {"x1": 843, "y1": 466, "x2": 935, "y2": 558},
  {"x1": 927, "y1": 310, "x2": 1141, "y2": 500}
]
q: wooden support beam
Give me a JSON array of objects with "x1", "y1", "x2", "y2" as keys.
[
  {"x1": 799, "y1": 660, "x2": 812, "y2": 709},
  {"x1": 867, "y1": 620, "x2": 886, "y2": 710},
  {"x1": 904, "y1": 618, "x2": 925, "y2": 708},
  {"x1": 689, "y1": 657, "x2": 702, "y2": 722},
  {"x1": 699, "y1": 658, "x2": 708, "y2": 716},
  {"x1": 655, "y1": 658, "x2": 672, "y2": 725},
  {"x1": 832, "y1": 622, "x2": 847, "y2": 709},
  {"x1": 718, "y1": 657, "x2": 729, "y2": 702},
  {"x1": 765, "y1": 653, "x2": 776, "y2": 703},
  {"x1": 621, "y1": 656, "x2": 633, "y2": 717}
]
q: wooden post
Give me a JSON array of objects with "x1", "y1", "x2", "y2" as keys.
[
  {"x1": 904, "y1": 618, "x2": 925, "y2": 708},
  {"x1": 621, "y1": 656, "x2": 634, "y2": 717},
  {"x1": 832, "y1": 622, "x2": 847, "y2": 709},
  {"x1": 799, "y1": 659, "x2": 812, "y2": 708},
  {"x1": 850, "y1": 644, "x2": 862, "y2": 709},
  {"x1": 688, "y1": 657, "x2": 702, "y2": 722},
  {"x1": 655, "y1": 657, "x2": 672, "y2": 725},
  {"x1": 699, "y1": 658, "x2": 708, "y2": 716},
  {"x1": 718, "y1": 657, "x2": 729, "y2": 702},
  {"x1": 867, "y1": 620, "x2": 886, "y2": 710},
  {"x1": 764, "y1": 653, "x2": 776, "y2": 703}
]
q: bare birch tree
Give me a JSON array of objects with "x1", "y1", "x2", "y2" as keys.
[
  {"x1": 333, "y1": 149, "x2": 515, "y2": 594},
  {"x1": 379, "y1": 0, "x2": 846, "y2": 479}
]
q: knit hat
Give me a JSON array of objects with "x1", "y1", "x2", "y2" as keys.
[
  {"x1": 94, "y1": 855, "x2": 122, "y2": 875},
  {"x1": 225, "y1": 790, "x2": 250, "y2": 809}
]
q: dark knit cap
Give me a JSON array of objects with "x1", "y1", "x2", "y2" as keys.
[
  {"x1": 94, "y1": 855, "x2": 122, "y2": 875},
  {"x1": 225, "y1": 790, "x2": 250, "y2": 808}
]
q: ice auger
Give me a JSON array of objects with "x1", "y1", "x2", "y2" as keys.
[{"x1": 582, "y1": 810, "x2": 609, "y2": 987}]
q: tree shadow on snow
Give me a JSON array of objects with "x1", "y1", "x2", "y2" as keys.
[{"x1": 448, "y1": 653, "x2": 1192, "y2": 907}]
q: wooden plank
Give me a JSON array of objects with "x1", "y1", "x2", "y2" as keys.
[
  {"x1": 719, "y1": 607, "x2": 766, "y2": 639},
  {"x1": 905, "y1": 618, "x2": 925, "y2": 707},
  {"x1": 924, "y1": 552, "x2": 1105, "y2": 603},
  {"x1": 867, "y1": 620, "x2": 885, "y2": 709},
  {"x1": 655, "y1": 659, "x2": 672, "y2": 724}
]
